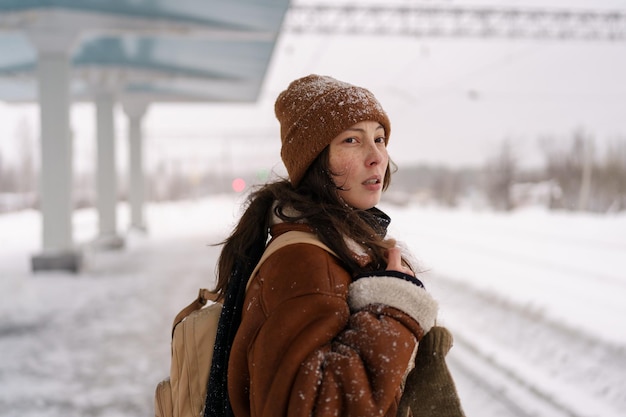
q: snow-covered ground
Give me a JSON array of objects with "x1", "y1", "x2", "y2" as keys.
[{"x1": 1, "y1": 194, "x2": 625, "y2": 417}]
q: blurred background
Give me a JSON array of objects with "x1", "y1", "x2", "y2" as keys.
[
  {"x1": 1, "y1": 0, "x2": 625, "y2": 215},
  {"x1": 1, "y1": 1, "x2": 625, "y2": 417}
]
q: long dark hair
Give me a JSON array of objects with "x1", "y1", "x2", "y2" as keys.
[{"x1": 212, "y1": 147, "x2": 396, "y2": 299}]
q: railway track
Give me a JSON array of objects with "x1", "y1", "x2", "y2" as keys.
[
  {"x1": 430, "y1": 273, "x2": 626, "y2": 417},
  {"x1": 449, "y1": 337, "x2": 573, "y2": 417}
]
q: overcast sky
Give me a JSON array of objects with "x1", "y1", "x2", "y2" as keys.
[{"x1": 1, "y1": 0, "x2": 625, "y2": 174}]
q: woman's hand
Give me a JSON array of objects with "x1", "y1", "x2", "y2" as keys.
[{"x1": 386, "y1": 247, "x2": 415, "y2": 277}]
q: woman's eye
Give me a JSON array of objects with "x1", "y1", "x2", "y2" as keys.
[
  {"x1": 344, "y1": 137, "x2": 357, "y2": 144},
  {"x1": 375, "y1": 137, "x2": 386, "y2": 143}
]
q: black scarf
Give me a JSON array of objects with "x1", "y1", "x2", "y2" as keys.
[
  {"x1": 363, "y1": 206, "x2": 391, "y2": 238},
  {"x1": 203, "y1": 238, "x2": 265, "y2": 417}
]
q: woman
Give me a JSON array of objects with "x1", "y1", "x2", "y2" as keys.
[{"x1": 207, "y1": 74, "x2": 439, "y2": 417}]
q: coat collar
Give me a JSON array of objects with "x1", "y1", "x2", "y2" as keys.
[{"x1": 269, "y1": 206, "x2": 392, "y2": 268}]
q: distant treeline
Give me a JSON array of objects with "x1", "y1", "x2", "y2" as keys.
[
  {"x1": 389, "y1": 131, "x2": 626, "y2": 213},
  {"x1": 1, "y1": 131, "x2": 625, "y2": 214}
]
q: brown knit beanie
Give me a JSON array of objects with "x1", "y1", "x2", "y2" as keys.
[{"x1": 275, "y1": 74, "x2": 391, "y2": 186}]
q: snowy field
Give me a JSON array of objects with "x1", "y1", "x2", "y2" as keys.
[{"x1": 1, "y1": 194, "x2": 625, "y2": 417}]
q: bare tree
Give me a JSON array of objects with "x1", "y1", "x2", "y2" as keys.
[
  {"x1": 540, "y1": 130, "x2": 592, "y2": 211},
  {"x1": 576, "y1": 132, "x2": 594, "y2": 211},
  {"x1": 539, "y1": 130, "x2": 626, "y2": 213},
  {"x1": 431, "y1": 168, "x2": 463, "y2": 207},
  {"x1": 594, "y1": 138, "x2": 626, "y2": 212},
  {"x1": 484, "y1": 139, "x2": 517, "y2": 211},
  {"x1": 0, "y1": 150, "x2": 18, "y2": 193}
]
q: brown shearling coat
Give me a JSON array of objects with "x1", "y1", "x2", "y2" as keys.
[{"x1": 228, "y1": 224, "x2": 437, "y2": 417}]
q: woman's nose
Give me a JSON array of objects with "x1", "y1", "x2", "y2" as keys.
[{"x1": 366, "y1": 142, "x2": 384, "y2": 166}]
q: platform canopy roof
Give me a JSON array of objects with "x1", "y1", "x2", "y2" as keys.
[{"x1": 0, "y1": 0, "x2": 290, "y2": 103}]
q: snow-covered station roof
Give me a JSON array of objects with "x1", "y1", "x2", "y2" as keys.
[{"x1": 0, "y1": 0, "x2": 290, "y2": 103}]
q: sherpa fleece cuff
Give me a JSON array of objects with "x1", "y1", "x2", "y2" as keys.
[{"x1": 348, "y1": 275, "x2": 438, "y2": 333}]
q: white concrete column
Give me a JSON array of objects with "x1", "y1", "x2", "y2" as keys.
[
  {"x1": 122, "y1": 98, "x2": 149, "y2": 232},
  {"x1": 94, "y1": 91, "x2": 124, "y2": 249},
  {"x1": 27, "y1": 30, "x2": 82, "y2": 272}
]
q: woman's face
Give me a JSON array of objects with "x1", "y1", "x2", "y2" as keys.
[{"x1": 328, "y1": 120, "x2": 389, "y2": 210}]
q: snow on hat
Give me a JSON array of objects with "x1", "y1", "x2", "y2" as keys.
[{"x1": 275, "y1": 74, "x2": 391, "y2": 187}]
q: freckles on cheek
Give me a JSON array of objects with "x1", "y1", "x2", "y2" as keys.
[
  {"x1": 335, "y1": 152, "x2": 356, "y2": 170},
  {"x1": 330, "y1": 160, "x2": 350, "y2": 188},
  {"x1": 329, "y1": 154, "x2": 346, "y2": 175},
  {"x1": 332, "y1": 163, "x2": 352, "y2": 182}
]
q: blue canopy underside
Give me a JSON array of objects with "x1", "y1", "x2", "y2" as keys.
[{"x1": 0, "y1": 0, "x2": 290, "y2": 102}]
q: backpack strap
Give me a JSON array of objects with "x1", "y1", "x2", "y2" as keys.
[
  {"x1": 170, "y1": 230, "x2": 336, "y2": 337},
  {"x1": 171, "y1": 289, "x2": 220, "y2": 336},
  {"x1": 245, "y1": 230, "x2": 337, "y2": 291}
]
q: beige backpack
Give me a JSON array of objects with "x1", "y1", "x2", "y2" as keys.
[{"x1": 154, "y1": 231, "x2": 334, "y2": 417}]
